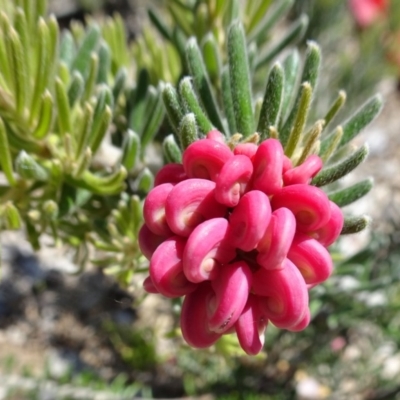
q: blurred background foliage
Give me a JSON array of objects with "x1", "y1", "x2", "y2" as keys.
[{"x1": 0, "y1": 0, "x2": 400, "y2": 399}]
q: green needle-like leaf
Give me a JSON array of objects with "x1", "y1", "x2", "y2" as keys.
[
  {"x1": 312, "y1": 144, "x2": 369, "y2": 187},
  {"x1": 180, "y1": 113, "x2": 198, "y2": 149},
  {"x1": 0, "y1": 118, "x2": 16, "y2": 186},
  {"x1": 148, "y1": 8, "x2": 172, "y2": 40},
  {"x1": 186, "y1": 37, "x2": 224, "y2": 131},
  {"x1": 59, "y1": 30, "x2": 76, "y2": 67},
  {"x1": 75, "y1": 103, "x2": 94, "y2": 159},
  {"x1": 179, "y1": 77, "x2": 213, "y2": 135},
  {"x1": 15, "y1": 150, "x2": 49, "y2": 181},
  {"x1": 284, "y1": 82, "x2": 312, "y2": 158},
  {"x1": 328, "y1": 178, "x2": 373, "y2": 207},
  {"x1": 257, "y1": 63, "x2": 284, "y2": 140},
  {"x1": 162, "y1": 83, "x2": 184, "y2": 134},
  {"x1": 71, "y1": 24, "x2": 101, "y2": 79},
  {"x1": 121, "y1": 130, "x2": 140, "y2": 171},
  {"x1": 136, "y1": 167, "x2": 154, "y2": 193},
  {"x1": 320, "y1": 126, "x2": 343, "y2": 162},
  {"x1": 339, "y1": 94, "x2": 383, "y2": 147},
  {"x1": 201, "y1": 33, "x2": 221, "y2": 83},
  {"x1": 112, "y1": 67, "x2": 127, "y2": 104},
  {"x1": 83, "y1": 52, "x2": 99, "y2": 102},
  {"x1": 323, "y1": 90, "x2": 346, "y2": 130},
  {"x1": 255, "y1": 14, "x2": 308, "y2": 69},
  {"x1": 163, "y1": 134, "x2": 182, "y2": 163},
  {"x1": 248, "y1": 0, "x2": 293, "y2": 44},
  {"x1": 280, "y1": 49, "x2": 300, "y2": 123},
  {"x1": 221, "y1": 66, "x2": 236, "y2": 135},
  {"x1": 281, "y1": 42, "x2": 320, "y2": 145},
  {"x1": 97, "y1": 41, "x2": 111, "y2": 84},
  {"x1": 33, "y1": 90, "x2": 53, "y2": 139},
  {"x1": 341, "y1": 215, "x2": 371, "y2": 235},
  {"x1": 2, "y1": 201, "x2": 22, "y2": 230},
  {"x1": 55, "y1": 78, "x2": 72, "y2": 136},
  {"x1": 228, "y1": 21, "x2": 254, "y2": 137},
  {"x1": 89, "y1": 105, "x2": 112, "y2": 154},
  {"x1": 68, "y1": 71, "x2": 84, "y2": 107}
]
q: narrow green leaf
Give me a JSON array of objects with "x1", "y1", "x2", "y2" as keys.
[
  {"x1": 112, "y1": 67, "x2": 127, "y2": 104},
  {"x1": 255, "y1": 14, "x2": 308, "y2": 69},
  {"x1": 312, "y1": 144, "x2": 369, "y2": 187},
  {"x1": 280, "y1": 49, "x2": 300, "y2": 124},
  {"x1": 89, "y1": 105, "x2": 112, "y2": 154},
  {"x1": 5, "y1": 27, "x2": 27, "y2": 116},
  {"x1": 136, "y1": 167, "x2": 154, "y2": 193},
  {"x1": 29, "y1": 18, "x2": 51, "y2": 124},
  {"x1": 180, "y1": 113, "x2": 198, "y2": 149},
  {"x1": 148, "y1": 8, "x2": 172, "y2": 40},
  {"x1": 248, "y1": 0, "x2": 293, "y2": 43},
  {"x1": 297, "y1": 120, "x2": 324, "y2": 165},
  {"x1": 328, "y1": 178, "x2": 373, "y2": 207},
  {"x1": 323, "y1": 90, "x2": 346, "y2": 130},
  {"x1": 257, "y1": 63, "x2": 284, "y2": 140},
  {"x1": 284, "y1": 82, "x2": 312, "y2": 158},
  {"x1": 2, "y1": 201, "x2": 22, "y2": 230},
  {"x1": 228, "y1": 21, "x2": 254, "y2": 137},
  {"x1": 73, "y1": 147, "x2": 92, "y2": 178},
  {"x1": 339, "y1": 94, "x2": 383, "y2": 147},
  {"x1": 140, "y1": 86, "x2": 165, "y2": 150},
  {"x1": 0, "y1": 118, "x2": 16, "y2": 186},
  {"x1": 83, "y1": 53, "x2": 99, "y2": 101},
  {"x1": 341, "y1": 215, "x2": 371, "y2": 235},
  {"x1": 163, "y1": 134, "x2": 182, "y2": 163},
  {"x1": 320, "y1": 126, "x2": 343, "y2": 162},
  {"x1": 128, "y1": 69, "x2": 150, "y2": 133},
  {"x1": 55, "y1": 78, "x2": 72, "y2": 136},
  {"x1": 186, "y1": 37, "x2": 224, "y2": 131},
  {"x1": 179, "y1": 77, "x2": 213, "y2": 135},
  {"x1": 68, "y1": 71, "x2": 84, "y2": 107},
  {"x1": 15, "y1": 150, "x2": 49, "y2": 181},
  {"x1": 59, "y1": 30, "x2": 76, "y2": 67},
  {"x1": 33, "y1": 90, "x2": 53, "y2": 139},
  {"x1": 201, "y1": 33, "x2": 221, "y2": 82},
  {"x1": 221, "y1": 66, "x2": 236, "y2": 135},
  {"x1": 71, "y1": 24, "x2": 101, "y2": 79},
  {"x1": 246, "y1": 0, "x2": 272, "y2": 35},
  {"x1": 281, "y1": 42, "x2": 321, "y2": 145},
  {"x1": 14, "y1": 8, "x2": 30, "y2": 77},
  {"x1": 97, "y1": 41, "x2": 111, "y2": 84},
  {"x1": 75, "y1": 103, "x2": 94, "y2": 159},
  {"x1": 223, "y1": 0, "x2": 240, "y2": 28},
  {"x1": 121, "y1": 130, "x2": 140, "y2": 171},
  {"x1": 162, "y1": 83, "x2": 184, "y2": 134}
]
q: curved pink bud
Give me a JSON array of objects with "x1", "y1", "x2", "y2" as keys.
[
  {"x1": 165, "y1": 179, "x2": 227, "y2": 237},
  {"x1": 283, "y1": 155, "x2": 323, "y2": 186},
  {"x1": 143, "y1": 275, "x2": 159, "y2": 294},
  {"x1": 253, "y1": 258, "x2": 309, "y2": 329},
  {"x1": 150, "y1": 236, "x2": 196, "y2": 298},
  {"x1": 183, "y1": 139, "x2": 233, "y2": 181},
  {"x1": 208, "y1": 261, "x2": 252, "y2": 333},
  {"x1": 181, "y1": 283, "x2": 222, "y2": 348},
  {"x1": 154, "y1": 163, "x2": 187, "y2": 186},
  {"x1": 138, "y1": 223, "x2": 167, "y2": 260},
  {"x1": 143, "y1": 183, "x2": 174, "y2": 236},
  {"x1": 257, "y1": 208, "x2": 296, "y2": 269},
  {"x1": 288, "y1": 307, "x2": 310, "y2": 332},
  {"x1": 287, "y1": 233, "x2": 333, "y2": 285},
  {"x1": 235, "y1": 294, "x2": 268, "y2": 355},
  {"x1": 252, "y1": 139, "x2": 284, "y2": 195},
  {"x1": 282, "y1": 156, "x2": 293, "y2": 174},
  {"x1": 214, "y1": 155, "x2": 253, "y2": 207},
  {"x1": 206, "y1": 129, "x2": 225, "y2": 143},
  {"x1": 228, "y1": 190, "x2": 271, "y2": 251},
  {"x1": 183, "y1": 218, "x2": 236, "y2": 283},
  {"x1": 311, "y1": 201, "x2": 344, "y2": 246},
  {"x1": 233, "y1": 143, "x2": 258, "y2": 161},
  {"x1": 270, "y1": 184, "x2": 331, "y2": 232}
]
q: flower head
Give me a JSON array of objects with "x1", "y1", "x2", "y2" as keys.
[
  {"x1": 348, "y1": 0, "x2": 388, "y2": 27},
  {"x1": 139, "y1": 133, "x2": 343, "y2": 355}
]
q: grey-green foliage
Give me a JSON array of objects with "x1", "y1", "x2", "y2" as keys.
[
  {"x1": 161, "y1": 19, "x2": 382, "y2": 235},
  {"x1": 0, "y1": 1, "x2": 163, "y2": 281}
]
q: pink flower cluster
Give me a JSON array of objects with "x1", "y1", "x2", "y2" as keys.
[
  {"x1": 348, "y1": 0, "x2": 387, "y2": 28},
  {"x1": 138, "y1": 131, "x2": 343, "y2": 355}
]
